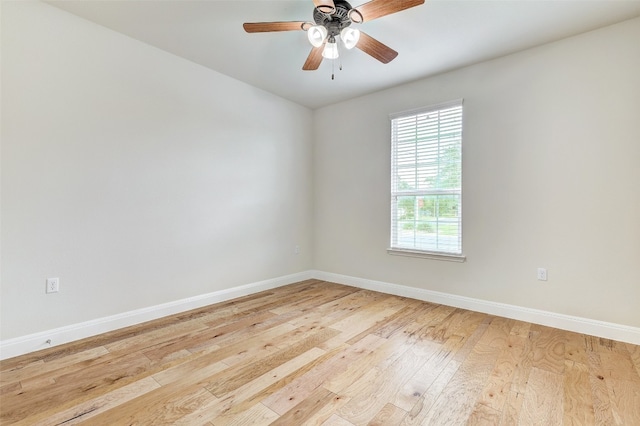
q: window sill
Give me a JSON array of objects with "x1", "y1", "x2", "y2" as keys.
[{"x1": 387, "y1": 248, "x2": 466, "y2": 263}]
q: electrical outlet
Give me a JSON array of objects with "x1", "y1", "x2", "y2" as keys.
[
  {"x1": 46, "y1": 277, "x2": 59, "y2": 293},
  {"x1": 294, "y1": 245, "x2": 300, "y2": 255},
  {"x1": 537, "y1": 268, "x2": 548, "y2": 281}
]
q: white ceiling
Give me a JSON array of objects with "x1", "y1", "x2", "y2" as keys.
[{"x1": 47, "y1": 0, "x2": 640, "y2": 109}]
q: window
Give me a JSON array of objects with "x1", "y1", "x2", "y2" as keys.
[{"x1": 389, "y1": 99, "x2": 464, "y2": 261}]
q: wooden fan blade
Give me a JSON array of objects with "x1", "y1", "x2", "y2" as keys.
[
  {"x1": 356, "y1": 31, "x2": 398, "y2": 64},
  {"x1": 303, "y1": 46, "x2": 324, "y2": 70},
  {"x1": 313, "y1": 0, "x2": 336, "y2": 14},
  {"x1": 352, "y1": 0, "x2": 425, "y2": 23},
  {"x1": 243, "y1": 21, "x2": 306, "y2": 33}
]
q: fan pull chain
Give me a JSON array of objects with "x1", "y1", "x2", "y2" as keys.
[
  {"x1": 330, "y1": 54, "x2": 343, "y2": 80},
  {"x1": 331, "y1": 58, "x2": 335, "y2": 80}
]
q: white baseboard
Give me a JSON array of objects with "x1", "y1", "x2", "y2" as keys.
[
  {"x1": 0, "y1": 271, "x2": 313, "y2": 360},
  {"x1": 3, "y1": 269, "x2": 638, "y2": 360},
  {"x1": 311, "y1": 270, "x2": 640, "y2": 346}
]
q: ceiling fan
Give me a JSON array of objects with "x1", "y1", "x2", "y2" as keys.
[{"x1": 243, "y1": 0, "x2": 425, "y2": 77}]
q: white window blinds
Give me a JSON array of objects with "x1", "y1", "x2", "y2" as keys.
[{"x1": 390, "y1": 99, "x2": 463, "y2": 256}]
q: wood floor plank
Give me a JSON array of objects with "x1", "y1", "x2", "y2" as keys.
[
  {"x1": 209, "y1": 347, "x2": 331, "y2": 425},
  {"x1": 172, "y1": 393, "x2": 223, "y2": 425},
  {"x1": 509, "y1": 327, "x2": 535, "y2": 394},
  {"x1": 322, "y1": 332, "x2": 415, "y2": 395},
  {"x1": 563, "y1": 360, "x2": 595, "y2": 425},
  {"x1": 402, "y1": 319, "x2": 491, "y2": 425},
  {"x1": 509, "y1": 320, "x2": 532, "y2": 338},
  {"x1": 605, "y1": 376, "x2": 640, "y2": 425},
  {"x1": 322, "y1": 413, "x2": 356, "y2": 426},
  {"x1": 268, "y1": 286, "x2": 358, "y2": 316},
  {"x1": 151, "y1": 352, "x2": 230, "y2": 387},
  {"x1": 206, "y1": 327, "x2": 340, "y2": 397},
  {"x1": 269, "y1": 386, "x2": 336, "y2": 425},
  {"x1": 530, "y1": 324, "x2": 567, "y2": 375},
  {"x1": 476, "y1": 334, "x2": 527, "y2": 413},
  {"x1": 338, "y1": 338, "x2": 440, "y2": 424},
  {"x1": 565, "y1": 332, "x2": 590, "y2": 365},
  {"x1": 421, "y1": 308, "x2": 479, "y2": 343},
  {"x1": 476, "y1": 316, "x2": 514, "y2": 348},
  {"x1": 81, "y1": 360, "x2": 227, "y2": 424},
  {"x1": 129, "y1": 388, "x2": 217, "y2": 425},
  {"x1": 320, "y1": 295, "x2": 408, "y2": 349},
  {"x1": 36, "y1": 376, "x2": 162, "y2": 425},
  {"x1": 211, "y1": 402, "x2": 279, "y2": 426},
  {"x1": 263, "y1": 333, "x2": 386, "y2": 415},
  {"x1": 408, "y1": 342, "x2": 502, "y2": 425},
  {"x1": 587, "y1": 351, "x2": 616, "y2": 425},
  {"x1": 499, "y1": 390, "x2": 525, "y2": 425},
  {"x1": 144, "y1": 310, "x2": 277, "y2": 360},
  {"x1": 405, "y1": 304, "x2": 458, "y2": 336},
  {"x1": 0, "y1": 381, "x2": 21, "y2": 398},
  {"x1": 345, "y1": 299, "x2": 425, "y2": 344},
  {"x1": 285, "y1": 289, "x2": 390, "y2": 328},
  {"x1": 392, "y1": 334, "x2": 464, "y2": 411},
  {"x1": 323, "y1": 308, "x2": 464, "y2": 395},
  {"x1": 211, "y1": 323, "x2": 303, "y2": 367},
  {"x1": 368, "y1": 402, "x2": 407, "y2": 425},
  {"x1": 598, "y1": 348, "x2": 640, "y2": 383},
  {"x1": 299, "y1": 391, "x2": 351, "y2": 426},
  {"x1": 628, "y1": 342, "x2": 640, "y2": 380},
  {"x1": 150, "y1": 322, "x2": 297, "y2": 386},
  {"x1": 2, "y1": 351, "x2": 153, "y2": 424},
  {"x1": 370, "y1": 299, "x2": 431, "y2": 339},
  {"x1": 103, "y1": 317, "x2": 210, "y2": 354},
  {"x1": 587, "y1": 336, "x2": 629, "y2": 354},
  {"x1": 186, "y1": 309, "x2": 306, "y2": 354},
  {"x1": 1, "y1": 281, "x2": 639, "y2": 425},
  {"x1": 218, "y1": 285, "x2": 345, "y2": 324},
  {"x1": 467, "y1": 401, "x2": 502, "y2": 425},
  {"x1": 518, "y1": 366, "x2": 564, "y2": 425},
  {"x1": 0, "y1": 346, "x2": 109, "y2": 387}
]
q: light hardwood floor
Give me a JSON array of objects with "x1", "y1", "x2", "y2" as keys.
[{"x1": 1, "y1": 280, "x2": 639, "y2": 425}]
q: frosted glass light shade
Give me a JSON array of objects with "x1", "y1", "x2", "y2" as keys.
[
  {"x1": 340, "y1": 27, "x2": 360, "y2": 50},
  {"x1": 322, "y1": 41, "x2": 339, "y2": 59},
  {"x1": 307, "y1": 25, "x2": 328, "y2": 48}
]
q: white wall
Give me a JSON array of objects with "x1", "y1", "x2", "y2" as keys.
[
  {"x1": 2, "y1": 1, "x2": 638, "y2": 350},
  {"x1": 1, "y1": 1, "x2": 313, "y2": 340},
  {"x1": 314, "y1": 17, "x2": 640, "y2": 328}
]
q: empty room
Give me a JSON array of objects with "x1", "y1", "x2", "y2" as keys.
[{"x1": 1, "y1": 0, "x2": 639, "y2": 424}]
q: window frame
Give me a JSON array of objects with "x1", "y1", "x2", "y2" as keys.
[{"x1": 388, "y1": 99, "x2": 466, "y2": 262}]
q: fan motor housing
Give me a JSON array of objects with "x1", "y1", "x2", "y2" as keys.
[{"x1": 313, "y1": 0, "x2": 353, "y2": 36}]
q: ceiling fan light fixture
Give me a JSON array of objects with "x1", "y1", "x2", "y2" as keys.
[
  {"x1": 243, "y1": 0, "x2": 426, "y2": 76},
  {"x1": 322, "y1": 40, "x2": 339, "y2": 59},
  {"x1": 307, "y1": 25, "x2": 328, "y2": 48},
  {"x1": 340, "y1": 27, "x2": 360, "y2": 50}
]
